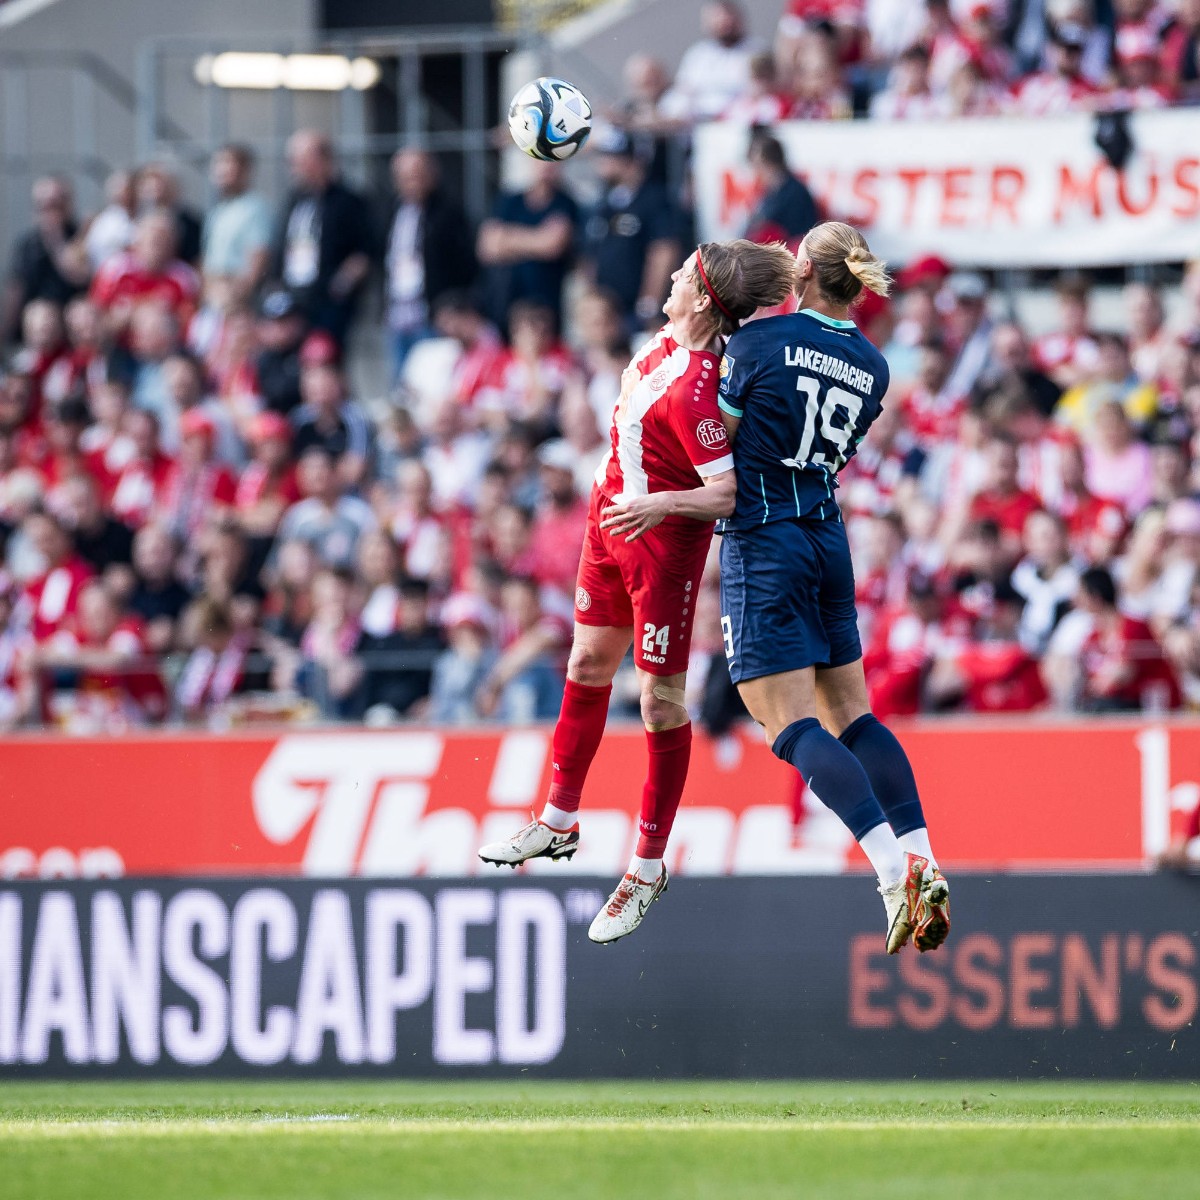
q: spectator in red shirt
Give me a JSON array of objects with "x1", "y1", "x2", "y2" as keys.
[
  {"x1": 899, "y1": 336, "x2": 963, "y2": 444},
  {"x1": 966, "y1": 436, "x2": 1042, "y2": 561},
  {"x1": 33, "y1": 579, "x2": 165, "y2": 730},
  {"x1": 1031, "y1": 275, "x2": 1100, "y2": 388},
  {"x1": 159, "y1": 409, "x2": 237, "y2": 541},
  {"x1": 863, "y1": 572, "x2": 943, "y2": 719},
  {"x1": 476, "y1": 301, "x2": 576, "y2": 432},
  {"x1": 432, "y1": 290, "x2": 506, "y2": 420},
  {"x1": 37, "y1": 396, "x2": 115, "y2": 500},
  {"x1": 929, "y1": 578, "x2": 1049, "y2": 713},
  {"x1": 110, "y1": 409, "x2": 175, "y2": 529},
  {"x1": 1012, "y1": 23, "x2": 1103, "y2": 115},
  {"x1": 529, "y1": 439, "x2": 589, "y2": 599},
  {"x1": 19, "y1": 508, "x2": 94, "y2": 642},
  {"x1": 1076, "y1": 565, "x2": 1181, "y2": 711},
  {"x1": 236, "y1": 410, "x2": 299, "y2": 538},
  {"x1": 90, "y1": 209, "x2": 200, "y2": 336}
]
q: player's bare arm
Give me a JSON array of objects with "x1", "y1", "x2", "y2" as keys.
[{"x1": 599, "y1": 469, "x2": 736, "y2": 542}]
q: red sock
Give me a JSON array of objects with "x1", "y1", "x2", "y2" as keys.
[
  {"x1": 545, "y1": 679, "x2": 612, "y2": 815},
  {"x1": 636, "y1": 723, "x2": 693, "y2": 858}
]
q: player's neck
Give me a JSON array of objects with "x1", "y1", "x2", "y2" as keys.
[
  {"x1": 672, "y1": 314, "x2": 720, "y2": 351},
  {"x1": 795, "y1": 284, "x2": 852, "y2": 325}
]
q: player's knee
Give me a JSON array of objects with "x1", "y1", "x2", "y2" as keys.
[
  {"x1": 639, "y1": 686, "x2": 687, "y2": 731},
  {"x1": 567, "y1": 644, "x2": 611, "y2": 687}
]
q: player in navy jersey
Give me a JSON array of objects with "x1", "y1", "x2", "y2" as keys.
[{"x1": 717, "y1": 221, "x2": 950, "y2": 955}]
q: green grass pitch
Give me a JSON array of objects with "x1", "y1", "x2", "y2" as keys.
[{"x1": 2, "y1": 1080, "x2": 1199, "y2": 1199}]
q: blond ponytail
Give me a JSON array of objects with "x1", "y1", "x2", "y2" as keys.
[
  {"x1": 844, "y1": 245, "x2": 892, "y2": 298},
  {"x1": 803, "y1": 220, "x2": 892, "y2": 306}
]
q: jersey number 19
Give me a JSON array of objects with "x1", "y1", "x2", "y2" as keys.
[{"x1": 783, "y1": 375, "x2": 864, "y2": 474}]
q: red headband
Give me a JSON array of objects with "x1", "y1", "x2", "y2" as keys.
[{"x1": 695, "y1": 252, "x2": 736, "y2": 323}]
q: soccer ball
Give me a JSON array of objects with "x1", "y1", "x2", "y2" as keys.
[{"x1": 507, "y1": 77, "x2": 593, "y2": 162}]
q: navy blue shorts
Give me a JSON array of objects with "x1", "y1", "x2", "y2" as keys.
[{"x1": 718, "y1": 517, "x2": 862, "y2": 684}]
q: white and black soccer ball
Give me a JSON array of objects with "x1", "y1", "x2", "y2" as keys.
[{"x1": 507, "y1": 77, "x2": 593, "y2": 162}]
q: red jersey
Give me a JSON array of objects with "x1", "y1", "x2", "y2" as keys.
[
  {"x1": 22, "y1": 557, "x2": 95, "y2": 642},
  {"x1": 90, "y1": 252, "x2": 200, "y2": 322},
  {"x1": 1081, "y1": 616, "x2": 1181, "y2": 710},
  {"x1": 956, "y1": 642, "x2": 1048, "y2": 713},
  {"x1": 595, "y1": 325, "x2": 733, "y2": 516},
  {"x1": 969, "y1": 487, "x2": 1041, "y2": 539},
  {"x1": 111, "y1": 452, "x2": 177, "y2": 528},
  {"x1": 235, "y1": 462, "x2": 300, "y2": 514}
]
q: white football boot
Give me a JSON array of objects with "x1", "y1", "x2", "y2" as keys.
[
  {"x1": 478, "y1": 815, "x2": 579, "y2": 868},
  {"x1": 587, "y1": 867, "x2": 669, "y2": 944}
]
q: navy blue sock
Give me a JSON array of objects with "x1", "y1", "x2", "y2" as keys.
[
  {"x1": 771, "y1": 718, "x2": 888, "y2": 841},
  {"x1": 839, "y1": 713, "x2": 926, "y2": 836}
]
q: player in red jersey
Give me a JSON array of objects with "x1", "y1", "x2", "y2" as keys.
[{"x1": 480, "y1": 240, "x2": 796, "y2": 942}]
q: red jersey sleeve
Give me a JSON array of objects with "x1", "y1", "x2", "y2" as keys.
[{"x1": 665, "y1": 366, "x2": 735, "y2": 479}]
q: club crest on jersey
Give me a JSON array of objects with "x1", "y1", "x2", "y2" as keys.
[
  {"x1": 719, "y1": 355, "x2": 733, "y2": 380},
  {"x1": 648, "y1": 367, "x2": 669, "y2": 392},
  {"x1": 696, "y1": 418, "x2": 727, "y2": 449},
  {"x1": 575, "y1": 587, "x2": 592, "y2": 612}
]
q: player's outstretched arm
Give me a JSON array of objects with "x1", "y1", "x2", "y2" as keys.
[{"x1": 599, "y1": 470, "x2": 735, "y2": 542}]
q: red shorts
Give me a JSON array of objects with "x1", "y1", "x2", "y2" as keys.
[{"x1": 573, "y1": 486, "x2": 712, "y2": 676}]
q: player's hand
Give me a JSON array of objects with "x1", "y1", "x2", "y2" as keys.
[{"x1": 600, "y1": 492, "x2": 673, "y2": 542}]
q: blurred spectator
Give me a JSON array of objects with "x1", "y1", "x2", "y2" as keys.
[
  {"x1": 477, "y1": 161, "x2": 578, "y2": 334},
  {"x1": 724, "y1": 51, "x2": 793, "y2": 124},
  {"x1": 0, "y1": 571, "x2": 31, "y2": 727},
  {"x1": 429, "y1": 291, "x2": 506, "y2": 418},
  {"x1": 90, "y1": 211, "x2": 199, "y2": 336},
  {"x1": 529, "y1": 439, "x2": 589, "y2": 597},
  {"x1": 176, "y1": 596, "x2": 252, "y2": 723},
  {"x1": 128, "y1": 523, "x2": 190, "y2": 654},
  {"x1": 236, "y1": 411, "x2": 299, "y2": 538},
  {"x1": 53, "y1": 472, "x2": 134, "y2": 583},
  {"x1": 583, "y1": 127, "x2": 680, "y2": 331},
  {"x1": 1012, "y1": 23, "x2": 1103, "y2": 114},
  {"x1": 863, "y1": 571, "x2": 942, "y2": 719},
  {"x1": 785, "y1": 27, "x2": 855, "y2": 119},
  {"x1": 420, "y1": 397, "x2": 493, "y2": 510},
  {"x1": 271, "y1": 130, "x2": 376, "y2": 345},
  {"x1": 1030, "y1": 275, "x2": 1100, "y2": 388},
  {"x1": 252, "y1": 289, "x2": 307, "y2": 416},
  {"x1": 1125, "y1": 282, "x2": 1169, "y2": 383},
  {"x1": 136, "y1": 163, "x2": 202, "y2": 267},
  {"x1": 743, "y1": 131, "x2": 819, "y2": 244},
  {"x1": 937, "y1": 583, "x2": 1049, "y2": 713},
  {"x1": 355, "y1": 576, "x2": 444, "y2": 721},
  {"x1": 1011, "y1": 508, "x2": 1079, "y2": 653},
  {"x1": 870, "y1": 45, "x2": 942, "y2": 119},
  {"x1": 355, "y1": 529, "x2": 402, "y2": 637},
  {"x1": 261, "y1": 538, "x2": 317, "y2": 645},
  {"x1": 39, "y1": 395, "x2": 114, "y2": 498},
  {"x1": 159, "y1": 409, "x2": 237, "y2": 540},
  {"x1": 275, "y1": 447, "x2": 375, "y2": 570},
  {"x1": 389, "y1": 460, "x2": 445, "y2": 582},
  {"x1": 19, "y1": 508, "x2": 94, "y2": 642},
  {"x1": 1075, "y1": 565, "x2": 1180, "y2": 711},
  {"x1": 477, "y1": 302, "x2": 576, "y2": 431},
  {"x1": 386, "y1": 149, "x2": 476, "y2": 377},
  {"x1": 981, "y1": 322, "x2": 1062, "y2": 417},
  {"x1": 1163, "y1": 0, "x2": 1200, "y2": 96},
  {"x1": 286, "y1": 567, "x2": 363, "y2": 720},
  {"x1": 476, "y1": 574, "x2": 567, "y2": 721},
  {"x1": 292, "y1": 342, "x2": 372, "y2": 487},
  {"x1": 34, "y1": 579, "x2": 165, "y2": 731},
  {"x1": 85, "y1": 170, "x2": 137, "y2": 272},
  {"x1": 4, "y1": 176, "x2": 88, "y2": 346},
  {"x1": 1055, "y1": 331, "x2": 1157, "y2": 433},
  {"x1": 668, "y1": 1, "x2": 766, "y2": 121},
  {"x1": 967, "y1": 436, "x2": 1044, "y2": 559},
  {"x1": 930, "y1": 2, "x2": 1015, "y2": 93},
  {"x1": 1083, "y1": 399, "x2": 1153, "y2": 516},
  {"x1": 428, "y1": 592, "x2": 498, "y2": 724},
  {"x1": 943, "y1": 272, "x2": 995, "y2": 400},
  {"x1": 202, "y1": 145, "x2": 272, "y2": 302}
]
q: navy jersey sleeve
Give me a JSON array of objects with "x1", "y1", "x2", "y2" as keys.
[{"x1": 716, "y1": 327, "x2": 758, "y2": 419}]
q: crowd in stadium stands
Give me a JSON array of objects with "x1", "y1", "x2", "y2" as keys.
[{"x1": 3, "y1": 0, "x2": 1200, "y2": 731}]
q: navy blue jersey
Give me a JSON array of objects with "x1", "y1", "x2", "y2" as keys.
[{"x1": 717, "y1": 309, "x2": 889, "y2": 530}]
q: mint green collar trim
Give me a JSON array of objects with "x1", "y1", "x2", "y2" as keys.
[{"x1": 799, "y1": 307, "x2": 856, "y2": 329}]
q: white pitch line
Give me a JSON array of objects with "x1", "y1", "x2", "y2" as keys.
[{"x1": 3, "y1": 1118, "x2": 1199, "y2": 1137}]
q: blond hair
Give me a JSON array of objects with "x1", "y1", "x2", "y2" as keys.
[
  {"x1": 802, "y1": 221, "x2": 892, "y2": 306},
  {"x1": 693, "y1": 239, "x2": 798, "y2": 336}
]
